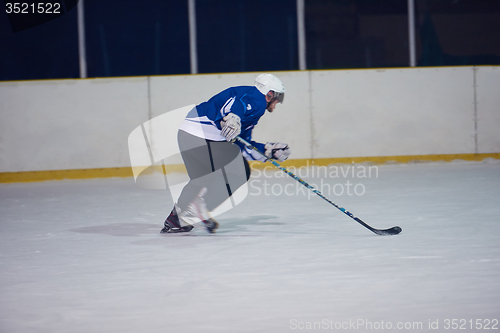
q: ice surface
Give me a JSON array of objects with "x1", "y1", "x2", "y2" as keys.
[{"x1": 1, "y1": 160, "x2": 500, "y2": 333}]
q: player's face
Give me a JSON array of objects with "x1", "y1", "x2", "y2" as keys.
[{"x1": 267, "y1": 99, "x2": 279, "y2": 112}]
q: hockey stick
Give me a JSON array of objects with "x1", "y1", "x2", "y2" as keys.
[{"x1": 236, "y1": 136, "x2": 402, "y2": 236}]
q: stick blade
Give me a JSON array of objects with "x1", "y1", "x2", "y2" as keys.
[{"x1": 374, "y1": 226, "x2": 402, "y2": 236}]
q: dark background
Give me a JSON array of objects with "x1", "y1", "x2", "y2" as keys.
[{"x1": 1, "y1": 0, "x2": 500, "y2": 81}]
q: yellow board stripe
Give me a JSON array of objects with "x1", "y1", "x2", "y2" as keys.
[
  {"x1": 1, "y1": 153, "x2": 499, "y2": 183},
  {"x1": 265, "y1": 153, "x2": 500, "y2": 169}
]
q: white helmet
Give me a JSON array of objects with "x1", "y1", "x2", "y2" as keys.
[{"x1": 254, "y1": 73, "x2": 285, "y2": 104}]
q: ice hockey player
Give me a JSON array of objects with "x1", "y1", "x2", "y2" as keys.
[{"x1": 160, "y1": 73, "x2": 291, "y2": 234}]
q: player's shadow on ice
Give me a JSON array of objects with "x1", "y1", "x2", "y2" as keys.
[
  {"x1": 69, "y1": 216, "x2": 281, "y2": 238},
  {"x1": 71, "y1": 223, "x2": 159, "y2": 237}
]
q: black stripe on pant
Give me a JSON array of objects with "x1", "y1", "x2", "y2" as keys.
[{"x1": 176, "y1": 129, "x2": 251, "y2": 212}]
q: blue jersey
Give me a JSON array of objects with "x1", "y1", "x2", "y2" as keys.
[{"x1": 179, "y1": 85, "x2": 268, "y2": 161}]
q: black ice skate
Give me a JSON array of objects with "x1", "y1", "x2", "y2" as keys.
[{"x1": 160, "y1": 208, "x2": 194, "y2": 233}]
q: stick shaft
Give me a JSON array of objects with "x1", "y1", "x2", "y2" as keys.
[{"x1": 236, "y1": 136, "x2": 401, "y2": 235}]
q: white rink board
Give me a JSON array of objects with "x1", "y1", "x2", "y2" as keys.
[
  {"x1": 0, "y1": 67, "x2": 499, "y2": 174},
  {"x1": 476, "y1": 66, "x2": 500, "y2": 153},
  {"x1": 310, "y1": 67, "x2": 476, "y2": 158},
  {"x1": 0, "y1": 78, "x2": 150, "y2": 172}
]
